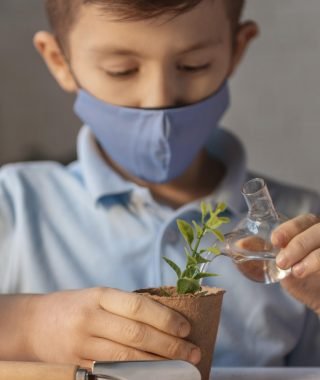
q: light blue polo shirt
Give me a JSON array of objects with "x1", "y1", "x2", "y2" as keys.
[{"x1": 0, "y1": 126, "x2": 319, "y2": 367}]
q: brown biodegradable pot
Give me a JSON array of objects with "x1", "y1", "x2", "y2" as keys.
[{"x1": 136, "y1": 286, "x2": 225, "y2": 380}]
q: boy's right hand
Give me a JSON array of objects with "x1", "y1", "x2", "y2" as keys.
[{"x1": 27, "y1": 287, "x2": 201, "y2": 368}]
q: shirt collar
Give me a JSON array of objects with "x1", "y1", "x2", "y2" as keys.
[
  {"x1": 75, "y1": 126, "x2": 247, "y2": 211},
  {"x1": 76, "y1": 126, "x2": 135, "y2": 202}
]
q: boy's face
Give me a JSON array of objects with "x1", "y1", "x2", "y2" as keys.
[{"x1": 36, "y1": 0, "x2": 258, "y2": 108}]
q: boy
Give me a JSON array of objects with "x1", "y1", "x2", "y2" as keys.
[{"x1": 1, "y1": 0, "x2": 320, "y2": 369}]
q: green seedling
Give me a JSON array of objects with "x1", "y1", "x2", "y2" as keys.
[{"x1": 163, "y1": 202, "x2": 230, "y2": 295}]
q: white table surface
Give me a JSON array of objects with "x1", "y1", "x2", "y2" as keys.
[{"x1": 210, "y1": 367, "x2": 320, "y2": 380}]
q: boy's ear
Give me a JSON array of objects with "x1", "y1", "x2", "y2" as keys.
[
  {"x1": 33, "y1": 31, "x2": 78, "y2": 93},
  {"x1": 229, "y1": 21, "x2": 259, "y2": 76}
]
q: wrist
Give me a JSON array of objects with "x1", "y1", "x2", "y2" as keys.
[
  {"x1": 24, "y1": 293, "x2": 47, "y2": 361},
  {"x1": 0, "y1": 294, "x2": 43, "y2": 360}
]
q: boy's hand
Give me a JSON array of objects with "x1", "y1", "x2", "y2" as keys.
[
  {"x1": 28, "y1": 288, "x2": 201, "y2": 368},
  {"x1": 272, "y1": 214, "x2": 320, "y2": 315}
]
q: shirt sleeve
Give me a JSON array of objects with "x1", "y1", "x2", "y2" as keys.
[{"x1": 286, "y1": 308, "x2": 320, "y2": 365}]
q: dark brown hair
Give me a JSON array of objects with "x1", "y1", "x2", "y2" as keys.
[{"x1": 46, "y1": 0, "x2": 245, "y2": 48}]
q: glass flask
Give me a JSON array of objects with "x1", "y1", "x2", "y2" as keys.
[{"x1": 205, "y1": 178, "x2": 292, "y2": 284}]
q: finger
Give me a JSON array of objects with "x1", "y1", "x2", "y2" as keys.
[
  {"x1": 276, "y1": 223, "x2": 320, "y2": 269},
  {"x1": 272, "y1": 214, "x2": 319, "y2": 248},
  {"x1": 99, "y1": 288, "x2": 191, "y2": 338},
  {"x1": 90, "y1": 309, "x2": 201, "y2": 365},
  {"x1": 290, "y1": 248, "x2": 320, "y2": 278},
  {"x1": 81, "y1": 336, "x2": 162, "y2": 362}
]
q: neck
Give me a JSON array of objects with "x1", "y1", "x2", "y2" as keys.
[
  {"x1": 148, "y1": 151, "x2": 225, "y2": 208},
  {"x1": 98, "y1": 145, "x2": 225, "y2": 209}
]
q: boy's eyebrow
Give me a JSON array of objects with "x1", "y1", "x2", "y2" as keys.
[
  {"x1": 89, "y1": 38, "x2": 222, "y2": 57},
  {"x1": 179, "y1": 38, "x2": 223, "y2": 54}
]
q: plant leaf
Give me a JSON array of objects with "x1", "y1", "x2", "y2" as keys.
[
  {"x1": 184, "y1": 247, "x2": 191, "y2": 257},
  {"x1": 210, "y1": 229, "x2": 225, "y2": 242},
  {"x1": 216, "y1": 202, "x2": 227, "y2": 214},
  {"x1": 162, "y1": 257, "x2": 181, "y2": 279},
  {"x1": 177, "y1": 278, "x2": 201, "y2": 294},
  {"x1": 192, "y1": 220, "x2": 203, "y2": 239},
  {"x1": 207, "y1": 247, "x2": 221, "y2": 255},
  {"x1": 207, "y1": 216, "x2": 223, "y2": 230},
  {"x1": 194, "y1": 272, "x2": 219, "y2": 280},
  {"x1": 219, "y1": 217, "x2": 231, "y2": 224},
  {"x1": 177, "y1": 219, "x2": 194, "y2": 246},
  {"x1": 187, "y1": 254, "x2": 198, "y2": 266},
  {"x1": 195, "y1": 254, "x2": 211, "y2": 264},
  {"x1": 182, "y1": 266, "x2": 198, "y2": 279},
  {"x1": 201, "y1": 202, "x2": 207, "y2": 222}
]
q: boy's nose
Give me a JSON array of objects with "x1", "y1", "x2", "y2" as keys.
[{"x1": 139, "y1": 72, "x2": 184, "y2": 109}]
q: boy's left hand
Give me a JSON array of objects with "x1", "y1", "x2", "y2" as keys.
[{"x1": 271, "y1": 214, "x2": 320, "y2": 315}]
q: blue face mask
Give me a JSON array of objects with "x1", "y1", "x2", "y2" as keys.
[{"x1": 74, "y1": 82, "x2": 230, "y2": 183}]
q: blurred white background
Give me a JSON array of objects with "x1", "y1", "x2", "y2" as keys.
[{"x1": 0, "y1": 0, "x2": 319, "y2": 191}]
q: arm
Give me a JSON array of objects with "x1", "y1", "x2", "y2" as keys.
[
  {"x1": 0, "y1": 288, "x2": 201, "y2": 368},
  {"x1": 0, "y1": 170, "x2": 200, "y2": 366}
]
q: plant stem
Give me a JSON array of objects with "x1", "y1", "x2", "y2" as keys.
[{"x1": 192, "y1": 224, "x2": 208, "y2": 255}]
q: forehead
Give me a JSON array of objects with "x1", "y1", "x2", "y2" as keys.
[{"x1": 69, "y1": 0, "x2": 231, "y2": 56}]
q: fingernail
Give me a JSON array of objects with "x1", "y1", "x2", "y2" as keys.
[
  {"x1": 179, "y1": 322, "x2": 190, "y2": 337},
  {"x1": 293, "y1": 263, "x2": 305, "y2": 277},
  {"x1": 189, "y1": 347, "x2": 201, "y2": 365},
  {"x1": 276, "y1": 252, "x2": 288, "y2": 268}
]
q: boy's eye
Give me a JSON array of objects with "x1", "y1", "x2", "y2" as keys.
[
  {"x1": 178, "y1": 63, "x2": 211, "y2": 73},
  {"x1": 105, "y1": 68, "x2": 139, "y2": 77}
]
